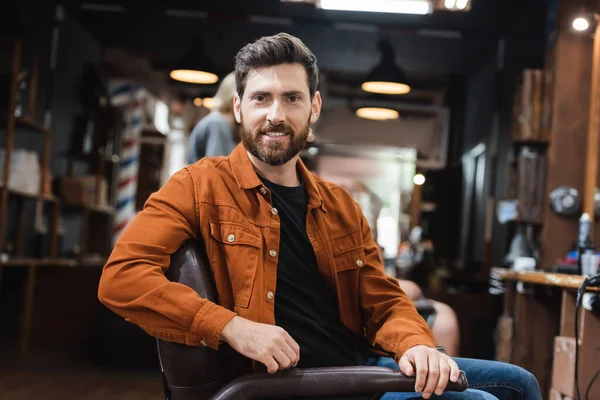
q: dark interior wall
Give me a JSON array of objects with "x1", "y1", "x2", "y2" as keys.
[
  {"x1": 457, "y1": 52, "x2": 498, "y2": 271},
  {"x1": 462, "y1": 54, "x2": 497, "y2": 154},
  {"x1": 421, "y1": 52, "x2": 499, "y2": 271}
]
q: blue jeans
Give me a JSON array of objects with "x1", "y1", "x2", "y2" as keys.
[{"x1": 366, "y1": 357, "x2": 542, "y2": 400}]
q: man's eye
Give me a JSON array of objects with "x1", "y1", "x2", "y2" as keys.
[
  {"x1": 289, "y1": 95, "x2": 299, "y2": 102},
  {"x1": 254, "y1": 95, "x2": 266, "y2": 102}
]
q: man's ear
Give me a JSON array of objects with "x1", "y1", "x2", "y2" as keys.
[
  {"x1": 233, "y1": 93, "x2": 242, "y2": 123},
  {"x1": 310, "y1": 91, "x2": 322, "y2": 124}
]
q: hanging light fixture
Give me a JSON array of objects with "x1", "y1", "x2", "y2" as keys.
[
  {"x1": 356, "y1": 107, "x2": 399, "y2": 120},
  {"x1": 362, "y1": 38, "x2": 411, "y2": 95},
  {"x1": 170, "y1": 36, "x2": 219, "y2": 85},
  {"x1": 202, "y1": 97, "x2": 215, "y2": 109}
]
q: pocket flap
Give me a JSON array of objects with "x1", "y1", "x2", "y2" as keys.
[
  {"x1": 209, "y1": 221, "x2": 261, "y2": 248},
  {"x1": 332, "y1": 246, "x2": 366, "y2": 271}
]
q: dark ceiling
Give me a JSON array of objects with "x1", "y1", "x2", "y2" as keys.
[{"x1": 62, "y1": 0, "x2": 548, "y2": 101}]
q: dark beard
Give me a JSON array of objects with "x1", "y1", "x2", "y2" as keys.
[{"x1": 240, "y1": 114, "x2": 310, "y2": 166}]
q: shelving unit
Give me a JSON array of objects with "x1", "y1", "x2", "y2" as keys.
[
  {"x1": 0, "y1": 37, "x2": 123, "y2": 356},
  {"x1": 500, "y1": 68, "x2": 551, "y2": 265}
]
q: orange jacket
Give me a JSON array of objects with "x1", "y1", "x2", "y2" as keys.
[{"x1": 98, "y1": 144, "x2": 434, "y2": 361}]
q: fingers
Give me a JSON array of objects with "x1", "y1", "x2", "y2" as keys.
[
  {"x1": 272, "y1": 348, "x2": 292, "y2": 372},
  {"x1": 421, "y1": 352, "x2": 439, "y2": 399},
  {"x1": 398, "y1": 354, "x2": 414, "y2": 377},
  {"x1": 280, "y1": 342, "x2": 298, "y2": 369},
  {"x1": 434, "y1": 357, "x2": 451, "y2": 396},
  {"x1": 413, "y1": 350, "x2": 429, "y2": 395},
  {"x1": 448, "y1": 358, "x2": 460, "y2": 382},
  {"x1": 263, "y1": 356, "x2": 279, "y2": 374},
  {"x1": 284, "y1": 333, "x2": 301, "y2": 367}
]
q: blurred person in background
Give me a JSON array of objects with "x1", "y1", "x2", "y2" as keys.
[{"x1": 187, "y1": 72, "x2": 239, "y2": 163}]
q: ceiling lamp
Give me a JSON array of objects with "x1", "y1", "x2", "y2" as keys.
[
  {"x1": 170, "y1": 36, "x2": 219, "y2": 85},
  {"x1": 443, "y1": 0, "x2": 470, "y2": 11},
  {"x1": 202, "y1": 97, "x2": 215, "y2": 110},
  {"x1": 572, "y1": 16, "x2": 591, "y2": 31},
  {"x1": 413, "y1": 173, "x2": 426, "y2": 185},
  {"x1": 318, "y1": 0, "x2": 431, "y2": 15},
  {"x1": 362, "y1": 38, "x2": 411, "y2": 95},
  {"x1": 356, "y1": 107, "x2": 399, "y2": 120}
]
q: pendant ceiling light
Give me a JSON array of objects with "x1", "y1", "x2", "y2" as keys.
[
  {"x1": 362, "y1": 38, "x2": 410, "y2": 95},
  {"x1": 356, "y1": 107, "x2": 399, "y2": 120},
  {"x1": 170, "y1": 36, "x2": 219, "y2": 85}
]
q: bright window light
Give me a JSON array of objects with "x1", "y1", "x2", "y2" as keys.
[
  {"x1": 444, "y1": 0, "x2": 456, "y2": 9},
  {"x1": 456, "y1": 0, "x2": 469, "y2": 10},
  {"x1": 318, "y1": 0, "x2": 431, "y2": 15},
  {"x1": 154, "y1": 101, "x2": 170, "y2": 134}
]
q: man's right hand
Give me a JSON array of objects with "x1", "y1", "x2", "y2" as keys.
[{"x1": 219, "y1": 316, "x2": 300, "y2": 374}]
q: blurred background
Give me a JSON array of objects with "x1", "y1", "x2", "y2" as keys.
[{"x1": 1, "y1": 0, "x2": 600, "y2": 399}]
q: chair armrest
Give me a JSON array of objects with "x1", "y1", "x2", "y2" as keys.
[
  {"x1": 210, "y1": 366, "x2": 468, "y2": 400},
  {"x1": 413, "y1": 298, "x2": 436, "y2": 316}
]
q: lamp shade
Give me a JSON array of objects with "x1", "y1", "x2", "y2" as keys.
[
  {"x1": 170, "y1": 36, "x2": 219, "y2": 85},
  {"x1": 356, "y1": 107, "x2": 399, "y2": 120},
  {"x1": 362, "y1": 39, "x2": 411, "y2": 95}
]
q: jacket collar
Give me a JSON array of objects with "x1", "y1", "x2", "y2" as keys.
[{"x1": 229, "y1": 143, "x2": 326, "y2": 212}]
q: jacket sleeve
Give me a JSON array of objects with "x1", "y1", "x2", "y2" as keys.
[
  {"x1": 357, "y1": 204, "x2": 436, "y2": 360},
  {"x1": 98, "y1": 167, "x2": 236, "y2": 349}
]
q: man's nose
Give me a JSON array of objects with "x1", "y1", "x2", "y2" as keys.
[{"x1": 267, "y1": 100, "x2": 285, "y2": 126}]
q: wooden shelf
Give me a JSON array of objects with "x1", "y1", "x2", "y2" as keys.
[
  {"x1": 87, "y1": 204, "x2": 115, "y2": 215},
  {"x1": 490, "y1": 267, "x2": 599, "y2": 291},
  {"x1": 512, "y1": 138, "x2": 549, "y2": 146},
  {"x1": 3, "y1": 258, "x2": 76, "y2": 268},
  {"x1": 63, "y1": 202, "x2": 115, "y2": 216},
  {"x1": 80, "y1": 256, "x2": 108, "y2": 268},
  {"x1": 0, "y1": 113, "x2": 48, "y2": 134},
  {"x1": 2, "y1": 186, "x2": 58, "y2": 202},
  {"x1": 2, "y1": 256, "x2": 107, "y2": 268}
]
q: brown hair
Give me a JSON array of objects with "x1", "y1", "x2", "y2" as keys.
[{"x1": 234, "y1": 32, "x2": 319, "y2": 99}]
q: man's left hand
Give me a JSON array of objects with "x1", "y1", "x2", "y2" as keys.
[{"x1": 398, "y1": 345, "x2": 460, "y2": 399}]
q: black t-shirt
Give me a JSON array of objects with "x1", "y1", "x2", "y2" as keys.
[{"x1": 261, "y1": 176, "x2": 371, "y2": 400}]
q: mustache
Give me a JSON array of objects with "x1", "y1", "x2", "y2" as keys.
[{"x1": 259, "y1": 123, "x2": 294, "y2": 135}]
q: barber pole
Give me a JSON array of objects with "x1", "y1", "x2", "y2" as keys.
[{"x1": 110, "y1": 84, "x2": 146, "y2": 243}]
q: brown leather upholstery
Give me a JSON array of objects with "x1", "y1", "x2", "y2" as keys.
[{"x1": 157, "y1": 240, "x2": 469, "y2": 400}]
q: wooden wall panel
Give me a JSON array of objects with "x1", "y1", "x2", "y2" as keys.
[{"x1": 541, "y1": 0, "x2": 599, "y2": 268}]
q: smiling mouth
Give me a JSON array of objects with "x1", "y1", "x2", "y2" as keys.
[{"x1": 263, "y1": 132, "x2": 289, "y2": 137}]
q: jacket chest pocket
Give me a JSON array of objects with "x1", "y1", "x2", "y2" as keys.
[
  {"x1": 332, "y1": 245, "x2": 366, "y2": 334},
  {"x1": 209, "y1": 221, "x2": 262, "y2": 308}
]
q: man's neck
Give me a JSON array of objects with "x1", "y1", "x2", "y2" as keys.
[{"x1": 247, "y1": 151, "x2": 301, "y2": 187}]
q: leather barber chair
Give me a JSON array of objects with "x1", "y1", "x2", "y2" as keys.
[{"x1": 157, "y1": 240, "x2": 469, "y2": 400}]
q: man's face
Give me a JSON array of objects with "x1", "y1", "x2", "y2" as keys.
[{"x1": 233, "y1": 63, "x2": 321, "y2": 166}]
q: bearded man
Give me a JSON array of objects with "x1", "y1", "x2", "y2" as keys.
[{"x1": 98, "y1": 33, "x2": 540, "y2": 400}]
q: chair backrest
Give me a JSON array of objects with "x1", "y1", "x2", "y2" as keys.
[{"x1": 157, "y1": 240, "x2": 229, "y2": 400}]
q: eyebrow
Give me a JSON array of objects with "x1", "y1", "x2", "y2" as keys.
[
  {"x1": 249, "y1": 90, "x2": 305, "y2": 98},
  {"x1": 282, "y1": 91, "x2": 304, "y2": 97}
]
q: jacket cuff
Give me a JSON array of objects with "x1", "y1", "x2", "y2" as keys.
[{"x1": 187, "y1": 301, "x2": 237, "y2": 349}]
